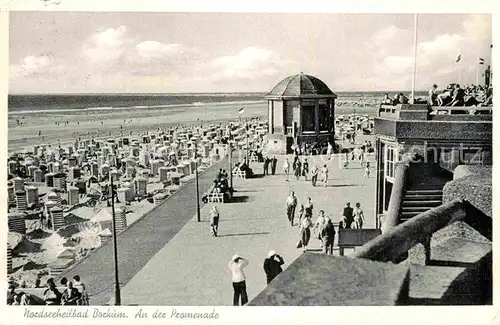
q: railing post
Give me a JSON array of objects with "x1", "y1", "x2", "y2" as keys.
[
  {"x1": 381, "y1": 162, "x2": 409, "y2": 233},
  {"x1": 423, "y1": 235, "x2": 431, "y2": 264}
]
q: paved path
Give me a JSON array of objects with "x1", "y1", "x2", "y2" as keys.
[
  {"x1": 117, "y1": 154, "x2": 376, "y2": 305},
  {"x1": 55, "y1": 158, "x2": 229, "y2": 305}
]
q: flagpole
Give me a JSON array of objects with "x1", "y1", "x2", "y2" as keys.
[
  {"x1": 411, "y1": 13, "x2": 418, "y2": 104},
  {"x1": 476, "y1": 59, "x2": 479, "y2": 86},
  {"x1": 459, "y1": 59, "x2": 462, "y2": 85}
]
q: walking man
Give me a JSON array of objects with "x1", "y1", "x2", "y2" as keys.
[
  {"x1": 263, "y1": 157, "x2": 270, "y2": 175},
  {"x1": 302, "y1": 159, "x2": 309, "y2": 180},
  {"x1": 304, "y1": 197, "x2": 314, "y2": 219},
  {"x1": 210, "y1": 206, "x2": 220, "y2": 237},
  {"x1": 321, "y1": 164, "x2": 329, "y2": 187},
  {"x1": 321, "y1": 217, "x2": 336, "y2": 255},
  {"x1": 286, "y1": 191, "x2": 298, "y2": 226},
  {"x1": 263, "y1": 250, "x2": 285, "y2": 284},
  {"x1": 314, "y1": 210, "x2": 327, "y2": 246},
  {"x1": 228, "y1": 254, "x2": 249, "y2": 306},
  {"x1": 343, "y1": 202, "x2": 354, "y2": 229},
  {"x1": 271, "y1": 156, "x2": 278, "y2": 175},
  {"x1": 311, "y1": 164, "x2": 319, "y2": 187}
]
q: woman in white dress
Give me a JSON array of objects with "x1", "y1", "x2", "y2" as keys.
[
  {"x1": 353, "y1": 202, "x2": 366, "y2": 229},
  {"x1": 283, "y1": 158, "x2": 290, "y2": 180}
]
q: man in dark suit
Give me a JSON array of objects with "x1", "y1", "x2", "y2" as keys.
[
  {"x1": 271, "y1": 156, "x2": 277, "y2": 175},
  {"x1": 263, "y1": 157, "x2": 270, "y2": 175},
  {"x1": 343, "y1": 202, "x2": 354, "y2": 229}
]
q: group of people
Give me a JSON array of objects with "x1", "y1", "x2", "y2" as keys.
[
  {"x1": 202, "y1": 169, "x2": 234, "y2": 203},
  {"x1": 7, "y1": 275, "x2": 89, "y2": 306},
  {"x1": 341, "y1": 202, "x2": 366, "y2": 229},
  {"x1": 233, "y1": 159, "x2": 255, "y2": 178},
  {"x1": 381, "y1": 84, "x2": 493, "y2": 110},
  {"x1": 228, "y1": 250, "x2": 285, "y2": 306},
  {"x1": 282, "y1": 155, "x2": 330, "y2": 187},
  {"x1": 289, "y1": 195, "x2": 336, "y2": 254},
  {"x1": 286, "y1": 192, "x2": 367, "y2": 250},
  {"x1": 343, "y1": 149, "x2": 371, "y2": 178},
  {"x1": 262, "y1": 156, "x2": 278, "y2": 175},
  {"x1": 382, "y1": 93, "x2": 410, "y2": 105},
  {"x1": 428, "y1": 83, "x2": 493, "y2": 108}
]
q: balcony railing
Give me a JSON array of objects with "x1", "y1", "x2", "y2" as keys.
[
  {"x1": 430, "y1": 106, "x2": 492, "y2": 115},
  {"x1": 352, "y1": 199, "x2": 467, "y2": 263}
]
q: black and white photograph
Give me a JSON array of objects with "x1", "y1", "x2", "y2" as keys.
[{"x1": 3, "y1": 5, "x2": 494, "y2": 314}]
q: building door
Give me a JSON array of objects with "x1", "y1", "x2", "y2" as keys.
[
  {"x1": 383, "y1": 144, "x2": 397, "y2": 212},
  {"x1": 286, "y1": 137, "x2": 294, "y2": 154}
]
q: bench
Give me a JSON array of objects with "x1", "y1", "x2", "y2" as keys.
[
  {"x1": 249, "y1": 154, "x2": 259, "y2": 163},
  {"x1": 232, "y1": 169, "x2": 247, "y2": 179},
  {"x1": 206, "y1": 190, "x2": 224, "y2": 203},
  {"x1": 337, "y1": 229, "x2": 381, "y2": 256}
]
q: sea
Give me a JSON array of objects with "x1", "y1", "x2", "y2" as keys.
[{"x1": 8, "y1": 91, "x2": 429, "y2": 116}]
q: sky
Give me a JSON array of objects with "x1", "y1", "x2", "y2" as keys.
[{"x1": 9, "y1": 12, "x2": 492, "y2": 94}]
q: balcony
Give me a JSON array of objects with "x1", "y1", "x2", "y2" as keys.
[
  {"x1": 378, "y1": 104, "x2": 492, "y2": 121},
  {"x1": 375, "y1": 104, "x2": 492, "y2": 141}
]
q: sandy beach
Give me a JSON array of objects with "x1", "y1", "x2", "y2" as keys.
[{"x1": 8, "y1": 99, "x2": 380, "y2": 152}]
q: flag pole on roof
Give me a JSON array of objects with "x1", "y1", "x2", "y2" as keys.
[
  {"x1": 456, "y1": 53, "x2": 462, "y2": 85},
  {"x1": 410, "y1": 13, "x2": 418, "y2": 104},
  {"x1": 478, "y1": 58, "x2": 486, "y2": 86}
]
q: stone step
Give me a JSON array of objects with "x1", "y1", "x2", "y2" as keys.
[
  {"x1": 406, "y1": 189, "x2": 443, "y2": 195},
  {"x1": 404, "y1": 194, "x2": 442, "y2": 201},
  {"x1": 402, "y1": 200, "x2": 442, "y2": 207},
  {"x1": 401, "y1": 206, "x2": 433, "y2": 212},
  {"x1": 400, "y1": 211, "x2": 422, "y2": 221}
]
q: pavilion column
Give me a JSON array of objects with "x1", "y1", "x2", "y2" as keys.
[
  {"x1": 314, "y1": 100, "x2": 320, "y2": 135},
  {"x1": 268, "y1": 101, "x2": 274, "y2": 134},
  {"x1": 297, "y1": 102, "x2": 301, "y2": 136}
]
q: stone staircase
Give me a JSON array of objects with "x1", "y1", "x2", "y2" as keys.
[{"x1": 400, "y1": 189, "x2": 443, "y2": 223}]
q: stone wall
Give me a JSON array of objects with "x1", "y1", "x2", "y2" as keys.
[{"x1": 443, "y1": 165, "x2": 492, "y2": 218}]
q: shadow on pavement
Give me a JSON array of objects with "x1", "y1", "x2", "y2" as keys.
[
  {"x1": 218, "y1": 231, "x2": 270, "y2": 238},
  {"x1": 228, "y1": 196, "x2": 250, "y2": 203}
]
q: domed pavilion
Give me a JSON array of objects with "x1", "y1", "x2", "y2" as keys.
[{"x1": 265, "y1": 73, "x2": 337, "y2": 154}]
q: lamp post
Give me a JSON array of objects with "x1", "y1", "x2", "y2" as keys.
[
  {"x1": 109, "y1": 174, "x2": 121, "y2": 305},
  {"x1": 228, "y1": 139, "x2": 233, "y2": 188},
  {"x1": 245, "y1": 118, "x2": 249, "y2": 164},
  {"x1": 194, "y1": 141, "x2": 201, "y2": 222}
]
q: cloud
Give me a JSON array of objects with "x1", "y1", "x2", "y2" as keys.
[
  {"x1": 363, "y1": 14, "x2": 492, "y2": 90},
  {"x1": 10, "y1": 54, "x2": 64, "y2": 78},
  {"x1": 82, "y1": 25, "x2": 128, "y2": 64},
  {"x1": 209, "y1": 46, "x2": 298, "y2": 80},
  {"x1": 135, "y1": 41, "x2": 192, "y2": 60}
]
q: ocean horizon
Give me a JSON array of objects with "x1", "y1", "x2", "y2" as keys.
[{"x1": 8, "y1": 91, "x2": 429, "y2": 115}]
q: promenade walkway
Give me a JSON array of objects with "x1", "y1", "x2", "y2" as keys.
[
  {"x1": 116, "y1": 154, "x2": 376, "y2": 305},
  {"x1": 55, "y1": 158, "x2": 229, "y2": 305}
]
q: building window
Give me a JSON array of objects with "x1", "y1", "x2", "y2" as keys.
[
  {"x1": 385, "y1": 145, "x2": 397, "y2": 180},
  {"x1": 301, "y1": 100, "x2": 316, "y2": 132},
  {"x1": 284, "y1": 100, "x2": 298, "y2": 128},
  {"x1": 318, "y1": 99, "x2": 330, "y2": 131}
]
